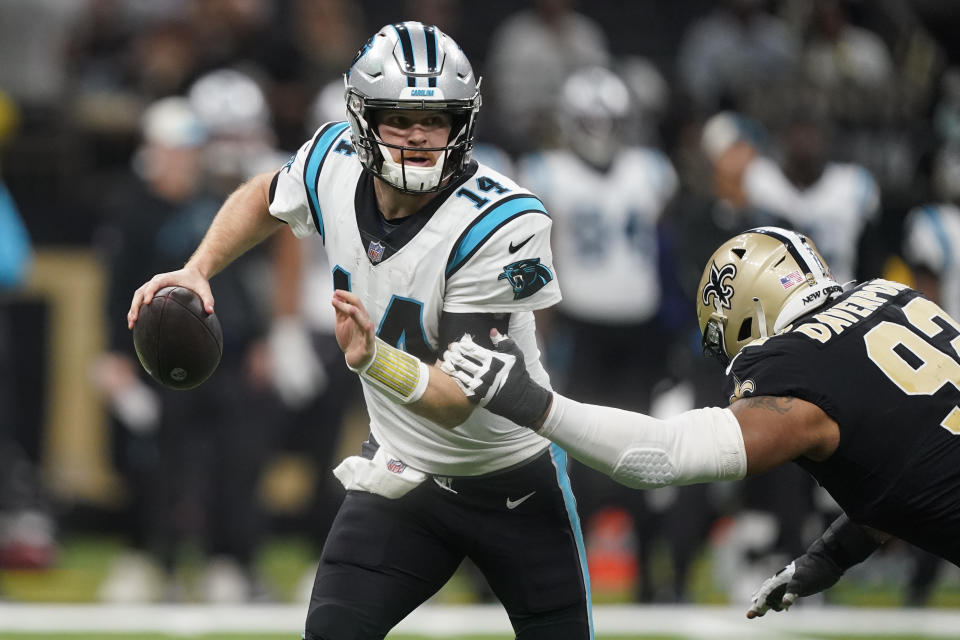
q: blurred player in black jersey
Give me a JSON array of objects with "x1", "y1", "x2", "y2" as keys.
[{"x1": 425, "y1": 225, "x2": 960, "y2": 618}]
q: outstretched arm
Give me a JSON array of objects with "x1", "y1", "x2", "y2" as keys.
[
  {"x1": 128, "y1": 171, "x2": 282, "y2": 327},
  {"x1": 440, "y1": 333, "x2": 841, "y2": 484},
  {"x1": 441, "y1": 334, "x2": 881, "y2": 613},
  {"x1": 331, "y1": 290, "x2": 472, "y2": 427}
]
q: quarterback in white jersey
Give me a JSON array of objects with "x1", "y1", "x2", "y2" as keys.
[
  {"x1": 271, "y1": 121, "x2": 557, "y2": 475},
  {"x1": 128, "y1": 21, "x2": 592, "y2": 640}
]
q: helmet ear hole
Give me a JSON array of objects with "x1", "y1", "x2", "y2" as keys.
[{"x1": 737, "y1": 317, "x2": 753, "y2": 341}]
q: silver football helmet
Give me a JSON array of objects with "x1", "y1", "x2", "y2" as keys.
[
  {"x1": 344, "y1": 21, "x2": 481, "y2": 193},
  {"x1": 557, "y1": 66, "x2": 632, "y2": 169},
  {"x1": 697, "y1": 227, "x2": 842, "y2": 367},
  {"x1": 188, "y1": 68, "x2": 277, "y2": 183},
  {"x1": 188, "y1": 68, "x2": 270, "y2": 138}
]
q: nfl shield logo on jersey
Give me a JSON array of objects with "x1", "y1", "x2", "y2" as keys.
[
  {"x1": 386, "y1": 458, "x2": 407, "y2": 474},
  {"x1": 368, "y1": 240, "x2": 385, "y2": 263}
]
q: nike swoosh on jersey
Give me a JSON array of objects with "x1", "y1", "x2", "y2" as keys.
[
  {"x1": 506, "y1": 491, "x2": 536, "y2": 509},
  {"x1": 508, "y1": 234, "x2": 535, "y2": 253}
]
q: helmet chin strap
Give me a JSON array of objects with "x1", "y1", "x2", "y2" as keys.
[
  {"x1": 377, "y1": 142, "x2": 445, "y2": 192},
  {"x1": 752, "y1": 297, "x2": 768, "y2": 339}
]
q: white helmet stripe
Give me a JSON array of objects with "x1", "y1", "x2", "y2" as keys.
[
  {"x1": 424, "y1": 25, "x2": 439, "y2": 86},
  {"x1": 749, "y1": 226, "x2": 826, "y2": 279}
]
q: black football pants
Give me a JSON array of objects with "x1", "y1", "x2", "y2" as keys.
[{"x1": 303, "y1": 444, "x2": 592, "y2": 640}]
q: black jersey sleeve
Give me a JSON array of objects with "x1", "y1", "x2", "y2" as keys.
[
  {"x1": 724, "y1": 338, "x2": 842, "y2": 424},
  {"x1": 438, "y1": 311, "x2": 511, "y2": 351}
]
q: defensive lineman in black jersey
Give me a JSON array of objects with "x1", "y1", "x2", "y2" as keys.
[
  {"x1": 422, "y1": 226, "x2": 960, "y2": 618},
  {"x1": 725, "y1": 278, "x2": 960, "y2": 563}
]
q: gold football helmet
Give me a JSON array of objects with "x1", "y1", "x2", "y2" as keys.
[{"x1": 697, "y1": 227, "x2": 842, "y2": 367}]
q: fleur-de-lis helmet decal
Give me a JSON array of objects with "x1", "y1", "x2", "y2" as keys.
[
  {"x1": 696, "y1": 227, "x2": 842, "y2": 368},
  {"x1": 701, "y1": 262, "x2": 737, "y2": 311}
]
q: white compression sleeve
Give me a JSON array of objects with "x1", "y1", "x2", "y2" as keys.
[{"x1": 540, "y1": 394, "x2": 747, "y2": 488}]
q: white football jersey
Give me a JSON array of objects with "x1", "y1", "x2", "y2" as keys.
[
  {"x1": 903, "y1": 202, "x2": 960, "y2": 319},
  {"x1": 743, "y1": 157, "x2": 879, "y2": 284},
  {"x1": 519, "y1": 148, "x2": 677, "y2": 323},
  {"x1": 269, "y1": 122, "x2": 559, "y2": 475}
]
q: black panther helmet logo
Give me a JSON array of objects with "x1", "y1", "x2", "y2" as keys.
[
  {"x1": 498, "y1": 258, "x2": 554, "y2": 300},
  {"x1": 701, "y1": 262, "x2": 737, "y2": 311}
]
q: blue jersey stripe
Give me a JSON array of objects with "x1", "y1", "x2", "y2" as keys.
[
  {"x1": 922, "y1": 205, "x2": 954, "y2": 270},
  {"x1": 303, "y1": 122, "x2": 350, "y2": 241},
  {"x1": 549, "y1": 444, "x2": 594, "y2": 639},
  {"x1": 446, "y1": 195, "x2": 548, "y2": 278}
]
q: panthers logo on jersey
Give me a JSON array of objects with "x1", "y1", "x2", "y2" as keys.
[
  {"x1": 498, "y1": 258, "x2": 554, "y2": 300},
  {"x1": 702, "y1": 262, "x2": 737, "y2": 311}
]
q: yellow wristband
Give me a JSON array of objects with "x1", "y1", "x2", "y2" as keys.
[{"x1": 354, "y1": 338, "x2": 429, "y2": 404}]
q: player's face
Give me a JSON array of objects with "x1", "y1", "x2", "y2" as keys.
[{"x1": 375, "y1": 110, "x2": 453, "y2": 166}]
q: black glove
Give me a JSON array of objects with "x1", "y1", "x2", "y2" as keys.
[
  {"x1": 440, "y1": 331, "x2": 552, "y2": 428},
  {"x1": 747, "y1": 514, "x2": 886, "y2": 618}
]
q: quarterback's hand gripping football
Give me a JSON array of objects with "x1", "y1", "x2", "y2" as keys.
[
  {"x1": 440, "y1": 331, "x2": 552, "y2": 428},
  {"x1": 128, "y1": 265, "x2": 214, "y2": 330}
]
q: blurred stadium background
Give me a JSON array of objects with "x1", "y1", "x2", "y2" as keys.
[{"x1": 3, "y1": 0, "x2": 960, "y2": 637}]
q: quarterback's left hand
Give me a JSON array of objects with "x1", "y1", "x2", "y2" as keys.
[
  {"x1": 331, "y1": 289, "x2": 375, "y2": 371},
  {"x1": 440, "y1": 331, "x2": 552, "y2": 428}
]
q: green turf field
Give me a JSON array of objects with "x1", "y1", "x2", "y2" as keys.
[
  {"x1": 3, "y1": 536, "x2": 960, "y2": 640},
  {"x1": 7, "y1": 534, "x2": 960, "y2": 606}
]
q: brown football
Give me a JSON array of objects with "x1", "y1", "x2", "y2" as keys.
[{"x1": 132, "y1": 286, "x2": 222, "y2": 390}]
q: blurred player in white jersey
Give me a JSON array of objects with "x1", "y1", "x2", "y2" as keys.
[
  {"x1": 903, "y1": 145, "x2": 960, "y2": 319},
  {"x1": 518, "y1": 66, "x2": 684, "y2": 600},
  {"x1": 520, "y1": 66, "x2": 675, "y2": 338},
  {"x1": 705, "y1": 108, "x2": 880, "y2": 284},
  {"x1": 128, "y1": 21, "x2": 591, "y2": 639}
]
